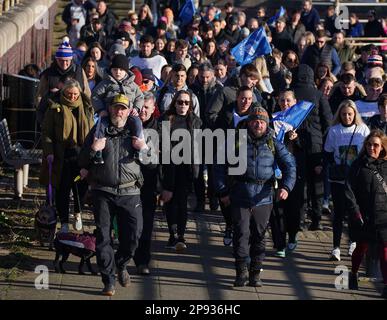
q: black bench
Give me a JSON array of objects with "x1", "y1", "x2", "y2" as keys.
[{"x1": 0, "y1": 118, "x2": 42, "y2": 198}]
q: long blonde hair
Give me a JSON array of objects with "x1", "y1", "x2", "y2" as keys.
[{"x1": 332, "y1": 99, "x2": 364, "y2": 126}]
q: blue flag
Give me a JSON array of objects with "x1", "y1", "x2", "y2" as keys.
[
  {"x1": 179, "y1": 0, "x2": 195, "y2": 27},
  {"x1": 271, "y1": 101, "x2": 315, "y2": 143},
  {"x1": 154, "y1": 75, "x2": 164, "y2": 88},
  {"x1": 230, "y1": 27, "x2": 272, "y2": 66},
  {"x1": 267, "y1": 6, "x2": 286, "y2": 26}
]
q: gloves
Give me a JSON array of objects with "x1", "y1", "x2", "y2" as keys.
[{"x1": 353, "y1": 212, "x2": 364, "y2": 227}]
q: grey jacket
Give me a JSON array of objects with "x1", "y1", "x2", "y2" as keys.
[
  {"x1": 78, "y1": 121, "x2": 155, "y2": 196},
  {"x1": 91, "y1": 71, "x2": 144, "y2": 114}
]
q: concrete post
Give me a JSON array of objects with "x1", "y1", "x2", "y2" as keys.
[
  {"x1": 23, "y1": 164, "x2": 29, "y2": 188},
  {"x1": 14, "y1": 167, "x2": 24, "y2": 198},
  {"x1": 4, "y1": 0, "x2": 9, "y2": 12}
]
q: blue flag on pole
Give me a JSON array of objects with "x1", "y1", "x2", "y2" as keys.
[
  {"x1": 266, "y1": 6, "x2": 286, "y2": 26},
  {"x1": 230, "y1": 27, "x2": 272, "y2": 66},
  {"x1": 179, "y1": 0, "x2": 195, "y2": 27},
  {"x1": 271, "y1": 101, "x2": 315, "y2": 143}
]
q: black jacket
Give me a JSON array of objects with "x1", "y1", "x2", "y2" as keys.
[
  {"x1": 206, "y1": 75, "x2": 262, "y2": 128},
  {"x1": 190, "y1": 78, "x2": 223, "y2": 126},
  {"x1": 159, "y1": 112, "x2": 202, "y2": 192},
  {"x1": 345, "y1": 155, "x2": 387, "y2": 242},
  {"x1": 292, "y1": 64, "x2": 333, "y2": 157}
]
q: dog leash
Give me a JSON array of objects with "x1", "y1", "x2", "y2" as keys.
[{"x1": 48, "y1": 158, "x2": 53, "y2": 207}]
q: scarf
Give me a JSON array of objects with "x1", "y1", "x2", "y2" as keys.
[{"x1": 59, "y1": 93, "x2": 92, "y2": 147}]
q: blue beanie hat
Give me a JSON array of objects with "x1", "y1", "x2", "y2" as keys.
[{"x1": 55, "y1": 42, "x2": 73, "y2": 59}]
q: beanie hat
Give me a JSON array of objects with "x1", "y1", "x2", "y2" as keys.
[
  {"x1": 367, "y1": 54, "x2": 383, "y2": 67},
  {"x1": 108, "y1": 43, "x2": 126, "y2": 58},
  {"x1": 248, "y1": 106, "x2": 269, "y2": 124},
  {"x1": 110, "y1": 54, "x2": 130, "y2": 74},
  {"x1": 55, "y1": 42, "x2": 73, "y2": 60}
]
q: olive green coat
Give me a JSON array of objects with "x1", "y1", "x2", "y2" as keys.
[{"x1": 39, "y1": 92, "x2": 94, "y2": 188}]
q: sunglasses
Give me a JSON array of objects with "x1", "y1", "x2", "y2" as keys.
[{"x1": 177, "y1": 100, "x2": 190, "y2": 106}]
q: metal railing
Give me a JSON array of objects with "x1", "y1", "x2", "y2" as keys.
[{"x1": 0, "y1": 0, "x2": 20, "y2": 16}]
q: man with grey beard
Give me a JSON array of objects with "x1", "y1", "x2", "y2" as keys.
[
  {"x1": 190, "y1": 63, "x2": 224, "y2": 212},
  {"x1": 79, "y1": 94, "x2": 154, "y2": 296}
]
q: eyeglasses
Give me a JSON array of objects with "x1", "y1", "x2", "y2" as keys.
[
  {"x1": 316, "y1": 40, "x2": 325, "y2": 44},
  {"x1": 286, "y1": 58, "x2": 296, "y2": 63},
  {"x1": 177, "y1": 100, "x2": 190, "y2": 106},
  {"x1": 143, "y1": 79, "x2": 151, "y2": 84}
]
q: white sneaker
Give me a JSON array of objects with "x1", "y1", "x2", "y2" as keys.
[
  {"x1": 73, "y1": 213, "x2": 83, "y2": 231},
  {"x1": 322, "y1": 200, "x2": 331, "y2": 214},
  {"x1": 59, "y1": 223, "x2": 69, "y2": 233},
  {"x1": 330, "y1": 247, "x2": 341, "y2": 261},
  {"x1": 348, "y1": 242, "x2": 356, "y2": 256}
]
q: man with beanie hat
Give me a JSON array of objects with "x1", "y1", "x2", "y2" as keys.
[
  {"x1": 36, "y1": 41, "x2": 91, "y2": 106},
  {"x1": 213, "y1": 104, "x2": 296, "y2": 288}
]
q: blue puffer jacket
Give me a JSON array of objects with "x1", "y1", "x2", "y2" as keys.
[{"x1": 213, "y1": 129, "x2": 296, "y2": 208}]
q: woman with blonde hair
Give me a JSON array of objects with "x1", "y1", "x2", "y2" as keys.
[
  {"x1": 324, "y1": 99, "x2": 370, "y2": 262},
  {"x1": 138, "y1": 4, "x2": 153, "y2": 34},
  {"x1": 345, "y1": 129, "x2": 387, "y2": 299},
  {"x1": 40, "y1": 79, "x2": 94, "y2": 233}
]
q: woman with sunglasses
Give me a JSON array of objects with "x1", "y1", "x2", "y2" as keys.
[
  {"x1": 345, "y1": 130, "x2": 387, "y2": 299},
  {"x1": 137, "y1": 4, "x2": 153, "y2": 35},
  {"x1": 159, "y1": 90, "x2": 202, "y2": 252}
]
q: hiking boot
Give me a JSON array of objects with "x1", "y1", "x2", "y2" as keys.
[
  {"x1": 348, "y1": 272, "x2": 358, "y2": 290},
  {"x1": 381, "y1": 285, "x2": 387, "y2": 299},
  {"x1": 348, "y1": 242, "x2": 356, "y2": 257},
  {"x1": 165, "y1": 236, "x2": 178, "y2": 249},
  {"x1": 223, "y1": 228, "x2": 233, "y2": 246},
  {"x1": 330, "y1": 247, "x2": 341, "y2": 261},
  {"x1": 117, "y1": 268, "x2": 130, "y2": 287},
  {"x1": 137, "y1": 264, "x2": 150, "y2": 275},
  {"x1": 234, "y1": 262, "x2": 248, "y2": 287},
  {"x1": 275, "y1": 250, "x2": 286, "y2": 258},
  {"x1": 101, "y1": 283, "x2": 115, "y2": 296},
  {"x1": 175, "y1": 236, "x2": 187, "y2": 253},
  {"x1": 73, "y1": 213, "x2": 83, "y2": 231},
  {"x1": 248, "y1": 270, "x2": 263, "y2": 287}
]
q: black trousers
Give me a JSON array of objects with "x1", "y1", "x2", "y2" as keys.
[
  {"x1": 164, "y1": 186, "x2": 188, "y2": 237},
  {"x1": 331, "y1": 182, "x2": 354, "y2": 248},
  {"x1": 92, "y1": 190, "x2": 143, "y2": 286},
  {"x1": 305, "y1": 155, "x2": 324, "y2": 224},
  {"x1": 232, "y1": 204, "x2": 273, "y2": 265},
  {"x1": 56, "y1": 157, "x2": 87, "y2": 224},
  {"x1": 193, "y1": 164, "x2": 216, "y2": 206},
  {"x1": 271, "y1": 174, "x2": 305, "y2": 250},
  {"x1": 133, "y1": 185, "x2": 157, "y2": 266}
]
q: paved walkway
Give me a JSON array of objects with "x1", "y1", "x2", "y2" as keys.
[{"x1": 0, "y1": 201, "x2": 385, "y2": 300}]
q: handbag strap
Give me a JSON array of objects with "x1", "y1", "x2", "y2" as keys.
[
  {"x1": 373, "y1": 168, "x2": 387, "y2": 196},
  {"x1": 343, "y1": 125, "x2": 357, "y2": 164}
]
